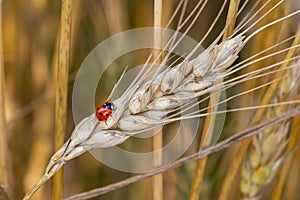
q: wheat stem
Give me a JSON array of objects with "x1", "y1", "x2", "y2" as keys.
[
  {"x1": 152, "y1": 1, "x2": 163, "y2": 200},
  {"x1": 53, "y1": 0, "x2": 72, "y2": 199},
  {"x1": 223, "y1": 0, "x2": 240, "y2": 39},
  {"x1": 189, "y1": 1, "x2": 240, "y2": 200}
]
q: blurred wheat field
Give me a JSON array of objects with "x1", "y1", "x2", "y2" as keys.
[{"x1": 1, "y1": 0, "x2": 300, "y2": 200}]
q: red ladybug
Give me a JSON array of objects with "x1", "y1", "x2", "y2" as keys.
[{"x1": 95, "y1": 102, "x2": 114, "y2": 121}]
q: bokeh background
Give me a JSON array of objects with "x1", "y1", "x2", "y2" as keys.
[{"x1": 1, "y1": 0, "x2": 299, "y2": 199}]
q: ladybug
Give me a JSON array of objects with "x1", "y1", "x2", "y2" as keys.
[{"x1": 95, "y1": 102, "x2": 114, "y2": 121}]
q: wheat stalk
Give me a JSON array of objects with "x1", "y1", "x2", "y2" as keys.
[
  {"x1": 52, "y1": 0, "x2": 72, "y2": 199},
  {"x1": 189, "y1": 0, "x2": 240, "y2": 199},
  {"x1": 152, "y1": 0, "x2": 163, "y2": 199}
]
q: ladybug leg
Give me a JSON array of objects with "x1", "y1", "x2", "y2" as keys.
[{"x1": 106, "y1": 114, "x2": 113, "y2": 126}]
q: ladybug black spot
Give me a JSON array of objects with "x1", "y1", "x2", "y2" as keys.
[
  {"x1": 105, "y1": 113, "x2": 108, "y2": 116},
  {"x1": 99, "y1": 113, "x2": 103, "y2": 116}
]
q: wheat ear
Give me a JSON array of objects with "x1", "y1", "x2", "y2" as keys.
[
  {"x1": 240, "y1": 55, "x2": 300, "y2": 198},
  {"x1": 23, "y1": 28, "x2": 247, "y2": 199}
]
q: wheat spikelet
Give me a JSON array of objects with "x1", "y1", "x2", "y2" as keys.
[{"x1": 240, "y1": 57, "x2": 300, "y2": 198}]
